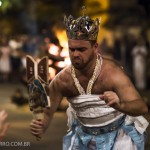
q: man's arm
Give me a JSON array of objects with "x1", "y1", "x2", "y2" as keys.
[
  {"x1": 100, "y1": 65, "x2": 148, "y2": 116},
  {"x1": 30, "y1": 76, "x2": 63, "y2": 138}
]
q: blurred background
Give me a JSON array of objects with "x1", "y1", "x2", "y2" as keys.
[{"x1": 0, "y1": 0, "x2": 150, "y2": 150}]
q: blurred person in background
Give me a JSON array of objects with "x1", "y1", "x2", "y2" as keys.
[
  {"x1": 0, "y1": 110, "x2": 10, "y2": 141},
  {"x1": 113, "y1": 37, "x2": 126, "y2": 67},
  {"x1": 0, "y1": 42, "x2": 11, "y2": 83},
  {"x1": 9, "y1": 37, "x2": 23, "y2": 83},
  {"x1": 30, "y1": 9, "x2": 149, "y2": 150},
  {"x1": 132, "y1": 37, "x2": 148, "y2": 90},
  {"x1": 122, "y1": 34, "x2": 137, "y2": 79},
  {"x1": 22, "y1": 35, "x2": 40, "y2": 58},
  {"x1": 98, "y1": 38, "x2": 113, "y2": 59}
]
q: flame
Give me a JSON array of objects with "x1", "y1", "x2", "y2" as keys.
[
  {"x1": 47, "y1": 29, "x2": 71, "y2": 79},
  {"x1": 49, "y1": 67, "x2": 56, "y2": 80},
  {"x1": 54, "y1": 29, "x2": 71, "y2": 67},
  {"x1": 48, "y1": 59, "x2": 53, "y2": 65},
  {"x1": 60, "y1": 47, "x2": 69, "y2": 57},
  {"x1": 55, "y1": 30, "x2": 68, "y2": 47},
  {"x1": 55, "y1": 61, "x2": 66, "y2": 68},
  {"x1": 55, "y1": 30, "x2": 70, "y2": 58},
  {"x1": 64, "y1": 57, "x2": 71, "y2": 65},
  {"x1": 48, "y1": 43, "x2": 59, "y2": 56}
]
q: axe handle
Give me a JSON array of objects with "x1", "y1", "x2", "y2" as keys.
[
  {"x1": 33, "y1": 107, "x2": 44, "y2": 141},
  {"x1": 36, "y1": 135, "x2": 41, "y2": 141}
]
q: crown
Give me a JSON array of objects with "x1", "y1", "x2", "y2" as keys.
[{"x1": 64, "y1": 6, "x2": 100, "y2": 41}]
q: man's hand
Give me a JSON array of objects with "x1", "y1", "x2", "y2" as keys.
[
  {"x1": 100, "y1": 91, "x2": 121, "y2": 107},
  {"x1": 30, "y1": 119, "x2": 47, "y2": 139},
  {"x1": 0, "y1": 110, "x2": 10, "y2": 141}
]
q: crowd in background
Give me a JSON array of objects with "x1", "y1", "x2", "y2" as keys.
[
  {"x1": 99, "y1": 33, "x2": 150, "y2": 91},
  {"x1": 0, "y1": 34, "x2": 60, "y2": 82},
  {"x1": 0, "y1": 34, "x2": 65, "y2": 107},
  {"x1": 0, "y1": 33, "x2": 149, "y2": 92}
]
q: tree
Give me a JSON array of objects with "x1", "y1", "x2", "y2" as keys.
[{"x1": 0, "y1": 0, "x2": 83, "y2": 35}]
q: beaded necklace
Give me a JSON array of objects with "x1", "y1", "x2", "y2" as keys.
[{"x1": 71, "y1": 54, "x2": 103, "y2": 95}]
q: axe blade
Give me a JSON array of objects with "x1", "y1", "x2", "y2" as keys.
[
  {"x1": 38, "y1": 56, "x2": 49, "y2": 85},
  {"x1": 26, "y1": 55, "x2": 35, "y2": 83}
]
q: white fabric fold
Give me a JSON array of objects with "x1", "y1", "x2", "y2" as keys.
[
  {"x1": 113, "y1": 129, "x2": 137, "y2": 150},
  {"x1": 125, "y1": 115, "x2": 149, "y2": 134}
]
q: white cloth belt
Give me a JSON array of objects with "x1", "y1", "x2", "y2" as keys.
[
  {"x1": 67, "y1": 95, "x2": 123, "y2": 127},
  {"x1": 67, "y1": 95, "x2": 149, "y2": 133},
  {"x1": 68, "y1": 95, "x2": 117, "y2": 118}
]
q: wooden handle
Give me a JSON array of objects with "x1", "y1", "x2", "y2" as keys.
[{"x1": 36, "y1": 135, "x2": 42, "y2": 141}]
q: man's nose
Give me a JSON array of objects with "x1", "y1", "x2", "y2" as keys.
[{"x1": 73, "y1": 50, "x2": 80, "y2": 57}]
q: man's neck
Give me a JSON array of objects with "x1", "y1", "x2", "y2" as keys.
[{"x1": 75, "y1": 55, "x2": 97, "y2": 79}]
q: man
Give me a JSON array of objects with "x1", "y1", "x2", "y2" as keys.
[{"x1": 30, "y1": 11, "x2": 149, "y2": 150}]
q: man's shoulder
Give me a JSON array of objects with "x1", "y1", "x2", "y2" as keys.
[
  {"x1": 50, "y1": 66, "x2": 76, "y2": 95},
  {"x1": 56, "y1": 66, "x2": 71, "y2": 80},
  {"x1": 102, "y1": 57, "x2": 124, "y2": 71},
  {"x1": 51, "y1": 66, "x2": 72, "y2": 87},
  {"x1": 100, "y1": 57, "x2": 130, "y2": 87},
  {"x1": 102, "y1": 57, "x2": 127, "y2": 81}
]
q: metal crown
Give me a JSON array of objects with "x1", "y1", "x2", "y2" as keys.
[{"x1": 64, "y1": 7, "x2": 100, "y2": 41}]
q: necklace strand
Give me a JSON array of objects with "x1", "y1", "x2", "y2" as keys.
[{"x1": 71, "y1": 54, "x2": 103, "y2": 95}]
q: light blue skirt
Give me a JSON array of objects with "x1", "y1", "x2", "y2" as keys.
[{"x1": 63, "y1": 119, "x2": 146, "y2": 150}]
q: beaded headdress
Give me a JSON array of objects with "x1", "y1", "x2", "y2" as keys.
[{"x1": 64, "y1": 6, "x2": 100, "y2": 41}]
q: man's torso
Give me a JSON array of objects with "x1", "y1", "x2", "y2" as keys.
[{"x1": 59, "y1": 58, "x2": 121, "y2": 98}]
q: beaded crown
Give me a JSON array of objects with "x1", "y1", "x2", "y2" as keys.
[{"x1": 64, "y1": 7, "x2": 100, "y2": 41}]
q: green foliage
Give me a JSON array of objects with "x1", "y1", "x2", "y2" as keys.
[
  {"x1": 0, "y1": 0, "x2": 23, "y2": 13},
  {"x1": 0, "y1": 0, "x2": 83, "y2": 34}
]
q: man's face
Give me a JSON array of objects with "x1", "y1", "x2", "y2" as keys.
[{"x1": 68, "y1": 39, "x2": 97, "y2": 69}]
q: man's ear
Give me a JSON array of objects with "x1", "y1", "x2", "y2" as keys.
[{"x1": 94, "y1": 42, "x2": 98, "y2": 53}]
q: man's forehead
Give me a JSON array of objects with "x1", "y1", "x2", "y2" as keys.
[{"x1": 68, "y1": 39, "x2": 90, "y2": 46}]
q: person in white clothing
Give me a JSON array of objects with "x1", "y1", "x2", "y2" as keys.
[
  {"x1": 0, "y1": 43, "x2": 11, "y2": 82},
  {"x1": 132, "y1": 38, "x2": 148, "y2": 90}
]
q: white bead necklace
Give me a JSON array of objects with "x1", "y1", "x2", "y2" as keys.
[{"x1": 71, "y1": 54, "x2": 103, "y2": 95}]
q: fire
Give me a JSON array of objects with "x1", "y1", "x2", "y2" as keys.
[
  {"x1": 55, "y1": 61, "x2": 66, "y2": 68},
  {"x1": 47, "y1": 29, "x2": 71, "y2": 79},
  {"x1": 54, "y1": 29, "x2": 71, "y2": 66},
  {"x1": 49, "y1": 67, "x2": 56, "y2": 80},
  {"x1": 48, "y1": 43, "x2": 59, "y2": 56},
  {"x1": 55, "y1": 30, "x2": 68, "y2": 48},
  {"x1": 48, "y1": 59, "x2": 53, "y2": 66},
  {"x1": 64, "y1": 57, "x2": 71, "y2": 65}
]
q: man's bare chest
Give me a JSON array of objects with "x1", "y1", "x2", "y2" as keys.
[{"x1": 62, "y1": 77, "x2": 112, "y2": 97}]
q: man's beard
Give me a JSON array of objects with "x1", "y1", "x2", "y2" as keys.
[
  {"x1": 72, "y1": 62, "x2": 85, "y2": 69},
  {"x1": 71, "y1": 58, "x2": 86, "y2": 69},
  {"x1": 71, "y1": 54, "x2": 95, "y2": 70}
]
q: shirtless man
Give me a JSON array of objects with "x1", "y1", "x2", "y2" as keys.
[{"x1": 30, "y1": 12, "x2": 148, "y2": 150}]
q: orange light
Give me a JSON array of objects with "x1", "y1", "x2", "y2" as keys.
[
  {"x1": 55, "y1": 30, "x2": 69, "y2": 58},
  {"x1": 36, "y1": 58, "x2": 41, "y2": 63},
  {"x1": 48, "y1": 43, "x2": 59, "y2": 56},
  {"x1": 54, "y1": 29, "x2": 71, "y2": 67},
  {"x1": 48, "y1": 67, "x2": 56, "y2": 79},
  {"x1": 48, "y1": 59, "x2": 53, "y2": 65},
  {"x1": 64, "y1": 57, "x2": 71, "y2": 65},
  {"x1": 55, "y1": 61, "x2": 66, "y2": 68},
  {"x1": 60, "y1": 47, "x2": 69, "y2": 57}
]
